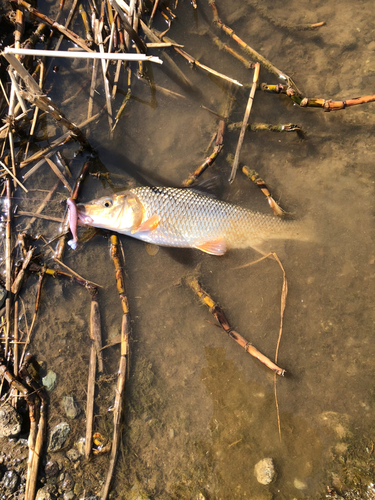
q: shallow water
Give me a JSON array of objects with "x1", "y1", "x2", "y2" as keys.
[{"x1": 4, "y1": 0, "x2": 375, "y2": 498}]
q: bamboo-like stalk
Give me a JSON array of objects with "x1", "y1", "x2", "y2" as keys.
[
  {"x1": 207, "y1": 0, "x2": 300, "y2": 94},
  {"x1": 14, "y1": 0, "x2": 94, "y2": 52},
  {"x1": 187, "y1": 277, "x2": 286, "y2": 376},
  {"x1": 229, "y1": 62, "x2": 260, "y2": 183},
  {"x1": 181, "y1": 144, "x2": 223, "y2": 187},
  {"x1": 101, "y1": 235, "x2": 131, "y2": 500},
  {"x1": 242, "y1": 165, "x2": 287, "y2": 217}
]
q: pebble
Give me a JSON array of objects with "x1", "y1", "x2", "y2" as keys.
[
  {"x1": 35, "y1": 486, "x2": 53, "y2": 500},
  {"x1": 75, "y1": 437, "x2": 86, "y2": 456},
  {"x1": 2, "y1": 470, "x2": 19, "y2": 493},
  {"x1": 42, "y1": 371, "x2": 57, "y2": 391},
  {"x1": 63, "y1": 492, "x2": 75, "y2": 500},
  {"x1": 62, "y1": 396, "x2": 80, "y2": 419},
  {"x1": 0, "y1": 404, "x2": 22, "y2": 438},
  {"x1": 45, "y1": 460, "x2": 59, "y2": 478},
  {"x1": 62, "y1": 472, "x2": 74, "y2": 491},
  {"x1": 254, "y1": 458, "x2": 276, "y2": 485},
  {"x1": 66, "y1": 448, "x2": 81, "y2": 462},
  {"x1": 48, "y1": 422, "x2": 70, "y2": 452}
]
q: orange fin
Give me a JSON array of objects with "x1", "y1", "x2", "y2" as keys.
[
  {"x1": 193, "y1": 238, "x2": 227, "y2": 256},
  {"x1": 132, "y1": 214, "x2": 160, "y2": 234}
]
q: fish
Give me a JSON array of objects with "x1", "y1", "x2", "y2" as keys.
[{"x1": 77, "y1": 186, "x2": 311, "y2": 256}]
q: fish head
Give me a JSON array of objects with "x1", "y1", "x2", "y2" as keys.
[{"x1": 77, "y1": 192, "x2": 144, "y2": 232}]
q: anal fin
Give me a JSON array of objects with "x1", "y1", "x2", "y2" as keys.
[{"x1": 193, "y1": 238, "x2": 227, "y2": 256}]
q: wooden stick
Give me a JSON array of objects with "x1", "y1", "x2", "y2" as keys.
[{"x1": 229, "y1": 62, "x2": 260, "y2": 183}]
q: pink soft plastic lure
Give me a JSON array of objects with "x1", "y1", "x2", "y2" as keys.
[{"x1": 67, "y1": 198, "x2": 79, "y2": 250}]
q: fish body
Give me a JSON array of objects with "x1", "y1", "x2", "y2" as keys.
[{"x1": 77, "y1": 187, "x2": 309, "y2": 255}]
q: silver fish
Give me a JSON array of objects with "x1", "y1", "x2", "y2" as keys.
[{"x1": 77, "y1": 187, "x2": 310, "y2": 255}]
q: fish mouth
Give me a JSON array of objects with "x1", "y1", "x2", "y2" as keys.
[{"x1": 76, "y1": 204, "x2": 93, "y2": 225}]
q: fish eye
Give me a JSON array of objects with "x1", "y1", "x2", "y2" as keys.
[{"x1": 101, "y1": 198, "x2": 113, "y2": 208}]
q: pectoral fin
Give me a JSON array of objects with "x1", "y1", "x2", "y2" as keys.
[
  {"x1": 193, "y1": 238, "x2": 227, "y2": 256},
  {"x1": 131, "y1": 214, "x2": 160, "y2": 234}
]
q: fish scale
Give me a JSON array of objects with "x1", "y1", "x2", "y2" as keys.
[{"x1": 77, "y1": 187, "x2": 309, "y2": 255}]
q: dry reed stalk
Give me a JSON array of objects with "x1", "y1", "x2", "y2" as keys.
[
  {"x1": 20, "y1": 356, "x2": 48, "y2": 500},
  {"x1": 0, "y1": 159, "x2": 28, "y2": 192},
  {"x1": 173, "y1": 46, "x2": 243, "y2": 87},
  {"x1": 14, "y1": 0, "x2": 94, "y2": 52},
  {"x1": 24, "y1": 63, "x2": 44, "y2": 160},
  {"x1": 3, "y1": 52, "x2": 93, "y2": 150},
  {"x1": 11, "y1": 247, "x2": 35, "y2": 295},
  {"x1": 44, "y1": 157, "x2": 72, "y2": 195},
  {"x1": 85, "y1": 300, "x2": 98, "y2": 459},
  {"x1": 13, "y1": 300, "x2": 19, "y2": 377},
  {"x1": 140, "y1": 20, "x2": 194, "y2": 88},
  {"x1": 187, "y1": 277, "x2": 285, "y2": 376},
  {"x1": 21, "y1": 110, "x2": 102, "y2": 171},
  {"x1": 23, "y1": 180, "x2": 59, "y2": 232},
  {"x1": 234, "y1": 252, "x2": 288, "y2": 440},
  {"x1": 207, "y1": 0, "x2": 300, "y2": 93},
  {"x1": 16, "y1": 212, "x2": 63, "y2": 223},
  {"x1": 4, "y1": 47, "x2": 163, "y2": 63},
  {"x1": 91, "y1": 297, "x2": 104, "y2": 373},
  {"x1": 229, "y1": 62, "x2": 260, "y2": 183},
  {"x1": 4, "y1": 178, "x2": 12, "y2": 361},
  {"x1": 101, "y1": 235, "x2": 131, "y2": 499}
]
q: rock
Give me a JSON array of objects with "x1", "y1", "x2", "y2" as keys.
[
  {"x1": 42, "y1": 371, "x2": 57, "y2": 391},
  {"x1": 0, "y1": 404, "x2": 22, "y2": 437},
  {"x1": 2, "y1": 470, "x2": 19, "y2": 493},
  {"x1": 293, "y1": 478, "x2": 307, "y2": 490},
  {"x1": 62, "y1": 396, "x2": 80, "y2": 419},
  {"x1": 48, "y1": 422, "x2": 70, "y2": 452},
  {"x1": 254, "y1": 458, "x2": 276, "y2": 485},
  {"x1": 62, "y1": 472, "x2": 74, "y2": 491},
  {"x1": 63, "y1": 492, "x2": 75, "y2": 500},
  {"x1": 35, "y1": 485, "x2": 53, "y2": 500},
  {"x1": 45, "y1": 460, "x2": 59, "y2": 478},
  {"x1": 66, "y1": 448, "x2": 80, "y2": 462},
  {"x1": 75, "y1": 437, "x2": 85, "y2": 456}
]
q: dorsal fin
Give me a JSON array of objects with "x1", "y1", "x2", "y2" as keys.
[{"x1": 186, "y1": 176, "x2": 221, "y2": 198}]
